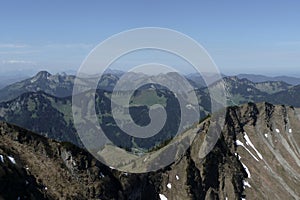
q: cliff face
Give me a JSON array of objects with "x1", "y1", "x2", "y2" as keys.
[
  {"x1": 194, "y1": 102, "x2": 300, "y2": 200},
  {"x1": 0, "y1": 102, "x2": 299, "y2": 200}
]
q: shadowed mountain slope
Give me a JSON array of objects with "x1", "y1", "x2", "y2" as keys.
[{"x1": 1, "y1": 102, "x2": 299, "y2": 199}]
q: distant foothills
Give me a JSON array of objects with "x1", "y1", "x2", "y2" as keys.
[
  {"x1": 1, "y1": 69, "x2": 300, "y2": 104},
  {"x1": 2, "y1": 69, "x2": 300, "y2": 90},
  {"x1": 0, "y1": 69, "x2": 300, "y2": 149}
]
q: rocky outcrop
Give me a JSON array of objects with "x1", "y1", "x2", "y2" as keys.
[{"x1": 0, "y1": 102, "x2": 299, "y2": 199}]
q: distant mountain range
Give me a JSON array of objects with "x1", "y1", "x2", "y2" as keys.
[
  {"x1": 237, "y1": 73, "x2": 300, "y2": 85},
  {"x1": 0, "y1": 71, "x2": 119, "y2": 103},
  {"x1": 1, "y1": 71, "x2": 300, "y2": 148},
  {"x1": 187, "y1": 72, "x2": 300, "y2": 86},
  {"x1": 207, "y1": 76, "x2": 299, "y2": 106},
  {"x1": 1, "y1": 70, "x2": 300, "y2": 102}
]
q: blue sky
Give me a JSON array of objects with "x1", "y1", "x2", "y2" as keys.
[{"x1": 1, "y1": 0, "x2": 300, "y2": 76}]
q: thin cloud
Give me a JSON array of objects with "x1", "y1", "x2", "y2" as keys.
[
  {"x1": 0, "y1": 43, "x2": 28, "y2": 48},
  {"x1": 1, "y1": 60, "x2": 36, "y2": 65},
  {"x1": 0, "y1": 50, "x2": 39, "y2": 55},
  {"x1": 44, "y1": 43, "x2": 94, "y2": 49}
]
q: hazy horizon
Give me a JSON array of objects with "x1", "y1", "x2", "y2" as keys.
[{"x1": 2, "y1": 67, "x2": 300, "y2": 79}]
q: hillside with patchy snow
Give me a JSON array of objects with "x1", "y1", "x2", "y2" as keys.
[{"x1": 0, "y1": 102, "x2": 299, "y2": 199}]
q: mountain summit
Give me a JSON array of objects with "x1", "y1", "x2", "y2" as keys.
[
  {"x1": 33, "y1": 71, "x2": 52, "y2": 80},
  {"x1": 31, "y1": 71, "x2": 52, "y2": 83}
]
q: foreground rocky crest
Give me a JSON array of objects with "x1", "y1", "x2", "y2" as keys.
[{"x1": 0, "y1": 102, "x2": 299, "y2": 199}]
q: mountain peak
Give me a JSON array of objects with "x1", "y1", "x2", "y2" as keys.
[{"x1": 34, "y1": 71, "x2": 52, "y2": 79}]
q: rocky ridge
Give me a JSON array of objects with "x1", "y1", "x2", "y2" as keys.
[{"x1": 0, "y1": 102, "x2": 299, "y2": 199}]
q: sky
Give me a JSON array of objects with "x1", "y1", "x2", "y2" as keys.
[{"x1": 1, "y1": 0, "x2": 300, "y2": 76}]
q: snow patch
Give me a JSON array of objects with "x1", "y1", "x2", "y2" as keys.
[
  {"x1": 243, "y1": 180, "x2": 251, "y2": 188},
  {"x1": 72, "y1": 160, "x2": 76, "y2": 167},
  {"x1": 236, "y1": 140, "x2": 244, "y2": 146},
  {"x1": 243, "y1": 132, "x2": 263, "y2": 159},
  {"x1": 235, "y1": 153, "x2": 241, "y2": 160},
  {"x1": 235, "y1": 140, "x2": 259, "y2": 161},
  {"x1": 7, "y1": 156, "x2": 16, "y2": 164},
  {"x1": 167, "y1": 183, "x2": 172, "y2": 189},
  {"x1": 275, "y1": 129, "x2": 280, "y2": 133},
  {"x1": 186, "y1": 104, "x2": 195, "y2": 110},
  {"x1": 241, "y1": 162, "x2": 251, "y2": 178},
  {"x1": 264, "y1": 134, "x2": 268, "y2": 138},
  {"x1": 175, "y1": 175, "x2": 179, "y2": 180},
  {"x1": 159, "y1": 194, "x2": 168, "y2": 200},
  {"x1": 99, "y1": 172, "x2": 105, "y2": 178},
  {"x1": 0, "y1": 155, "x2": 4, "y2": 163},
  {"x1": 289, "y1": 129, "x2": 292, "y2": 133}
]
